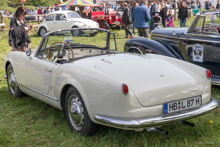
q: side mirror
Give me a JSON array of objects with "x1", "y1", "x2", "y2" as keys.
[{"x1": 26, "y1": 49, "x2": 32, "y2": 57}]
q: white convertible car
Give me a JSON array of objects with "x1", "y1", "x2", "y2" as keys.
[
  {"x1": 4, "y1": 28, "x2": 219, "y2": 136},
  {"x1": 37, "y1": 11, "x2": 99, "y2": 37}
]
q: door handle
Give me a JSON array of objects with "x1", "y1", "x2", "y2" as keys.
[{"x1": 45, "y1": 68, "x2": 52, "y2": 72}]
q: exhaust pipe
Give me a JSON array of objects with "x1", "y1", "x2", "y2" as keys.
[
  {"x1": 155, "y1": 128, "x2": 168, "y2": 135},
  {"x1": 182, "y1": 120, "x2": 194, "y2": 127},
  {"x1": 146, "y1": 127, "x2": 168, "y2": 135}
]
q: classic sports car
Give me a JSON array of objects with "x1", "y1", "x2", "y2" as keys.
[
  {"x1": 124, "y1": 10, "x2": 220, "y2": 86},
  {"x1": 37, "y1": 11, "x2": 99, "y2": 37},
  {"x1": 4, "y1": 28, "x2": 219, "y2": 136}
]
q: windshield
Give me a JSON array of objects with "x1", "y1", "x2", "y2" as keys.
[
  {"x1": 38, "y1": 29, "x2": 109, "y2": 62},
  {"x1": 67, "y1": 12, "x2": 81, "y2": 19}
]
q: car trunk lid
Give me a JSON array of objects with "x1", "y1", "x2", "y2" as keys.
[{"x1": 94, "y1": 54, "x2": 204, "y2": 107}]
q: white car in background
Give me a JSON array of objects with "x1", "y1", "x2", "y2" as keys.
[{"x1": 37, "y1": 11, "x2": 99, "y2": 36}]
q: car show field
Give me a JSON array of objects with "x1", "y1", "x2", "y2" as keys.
[{"x1": 0, "y1": 26, "x2": 220, "y2": 146}]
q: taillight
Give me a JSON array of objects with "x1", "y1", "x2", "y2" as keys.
[
  {"x1": 206, "y1": 70, "x2": 212, "y2": 79},
  {"x1": 122, "y1": 84, "x2": 128, "y2": 95}
]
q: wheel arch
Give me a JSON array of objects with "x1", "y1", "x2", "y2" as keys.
[
  {"x1": 5, "y1": 61, "x2": 11, "y2": 73},
  {"x1": 59, "y1": 81, "x2": 90, "y2": 115},
  {"x1": 37, "y1": 24, "x2": 49, "y2": 32},
  {"x1": 60, "y1": 84, "x2": 72, "y2": 111},
  {"x1": 125, "y1": 38, "x2": 183, "y2": 59}
]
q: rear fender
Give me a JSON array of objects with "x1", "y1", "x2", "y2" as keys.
[
  {"x1": 156, "y1": 40, "x2": 184, "y2": 60},
  {"x1": 125, "y1": 38, "x2": 180, "y2": 59}
]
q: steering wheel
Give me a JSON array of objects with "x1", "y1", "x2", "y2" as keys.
[
  {"x1": 204, "y1": 23, "x2": 218, "y2": 33},
  {"x1": 48, "y1": 42, "x2": 74, "y2": 62}
]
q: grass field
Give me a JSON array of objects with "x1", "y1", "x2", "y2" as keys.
[{"x1": 0, "y1": 18, "x2": 220, "y2": 146}]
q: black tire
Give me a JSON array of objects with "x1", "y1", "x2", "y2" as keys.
[
  {"x1": 71, "y1": 27, "x2": 82, "y2": 36},
  {"x1": 90, "y1": 32, "x2": 97, "y2": 37},
  {"x1": 65, "y1": 87, "x2": 99, "y2": 136},
  {"x1": 38, "y1": 27, "x2": 47, "y2": 37},
  {"x1": 6, "y1": 64, "x2": 23, "y2": 98},
  {"x1": 99, "y1": 22, "x2": 110, "y2": 29}
]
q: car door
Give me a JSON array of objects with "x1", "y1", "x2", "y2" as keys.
[
  {"x1": 54, "y1": 13, "x2": 70, "y2": 31},
  {"x1": 182, "y1": 15, "x2": 220, "y2": 77},
  {"x1": 26, "y1": 52, "x2": 56, "y2": 95},
  {"x1": 45, "y1": 14, "x2": 55, "y2": 32}
]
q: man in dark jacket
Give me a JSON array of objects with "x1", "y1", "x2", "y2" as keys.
[
  {"x1": 132, "y1": 0, "x2": 151, "y2": 38},
  {"x1": 122, "y1": 3, "x2": 132, "y2": 38}
]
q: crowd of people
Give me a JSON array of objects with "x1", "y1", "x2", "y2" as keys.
[
  {"x1": 121, "y1": 0, "x2": 187, "y2": 39},
  {"x1": 119, "y1": 0, "x2": 219, "y2": 39}
]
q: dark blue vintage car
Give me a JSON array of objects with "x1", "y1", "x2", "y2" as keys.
[{"x1": 124, "y1": 10, "x2": 220, "y2": 86}]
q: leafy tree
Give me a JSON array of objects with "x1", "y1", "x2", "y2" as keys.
[{"x1": 0, "y1": 0, "x2": 7, "y2": 10}]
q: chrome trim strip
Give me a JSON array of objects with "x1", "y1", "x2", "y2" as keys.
[
  {"x1": 152, "y1": 34, "x2": 178, "y2": 39},
  {"x1": 19, "y1": 83, "x2": 58, "y2": 101},
  {"x1": 212, "y1": 81, "x2": 220, "y2": 86},
  {"x1": 94, "y1": 98, "x2": 219, "y2": 129}
]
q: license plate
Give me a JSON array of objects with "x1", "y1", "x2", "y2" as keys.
[{"x1": 164, "y1": 96, "x2": 201, "y2": 114}]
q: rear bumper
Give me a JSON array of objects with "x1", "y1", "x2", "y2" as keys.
[
  {"x1": 211, "y1": 75, "x2": 220, "y2": 86},
  {"x1": 94, "y1": 98, "x2": 219, "y2": 129}
]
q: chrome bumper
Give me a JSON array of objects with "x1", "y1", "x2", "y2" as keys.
[{"x1": 94, "y1": 98, "x2": 219, "y2": 129}]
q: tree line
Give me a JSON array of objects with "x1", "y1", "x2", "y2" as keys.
[{"x1": 2, "y1": 0, "x2": 61, "y2": 8}]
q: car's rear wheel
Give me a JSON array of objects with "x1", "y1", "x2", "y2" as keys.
[
  {"x1": 7, "y1": 64, "x2": 23, "y2": 98},
  {"x1": 65, "y1": 87, "x2": 99, "y2": 136},
  {"x1": 38, "y1": 27, "x2": 47, "y2": 37},
  {"x1": 72, "y1": 27, "x2": 81, "y2": 36},
  {"x1": 100, "y1": 22, "x2": 110, "y2": 29}
]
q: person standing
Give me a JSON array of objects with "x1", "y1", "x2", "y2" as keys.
[
  {"x1": 150, "y1": 1, "x2": 156, "y2": 31},
  {"x1": 132, "y1": 0, "x2": 151, "y2": 38},
  {"x1": 178, "y1": 1, "x2": 188, "y2": 27},
  {"x1": 9, "y1": 6, "x2": 32, "y2": 52},
  {"x1": 205, "y1": 0, "x2": 212, "y2": 10},
  {"x1": 47, "y1": 7, "x2": 51, "y2": 14},
  {"x1": 132, "y1": 2, "x2": 138, "y2": 35},
  {"x1": 51, "y1": 7, "x2": 55, "y2": 12},
  {"x1": 122, "y1": 3, "x2": 132, "y2": 38},
  {"x1": 155, "y1": 1, "x2": 161, "y2": 15},
  {"x1": 159, "y1": 3, "x2": 167, "y2": 28},
  {"x1": 166, "y1": 10, "x2": 174, "y2": 27},
  {"x1": 217, "y1": 0, "x2": 220, "y2": 10},
  {"x1": 102, "y1": 3, "x2": 109, "y2": 15}
]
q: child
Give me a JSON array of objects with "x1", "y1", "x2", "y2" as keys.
[{"x1": 166, "y1": 10, "x2": 174, "y2": 27}]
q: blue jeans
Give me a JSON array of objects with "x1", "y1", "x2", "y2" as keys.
[
  {"x1": 180, "y1": 18, "x2": 187, "y2": 27},
  {"x1": 132, "y1": 21, "x2": 136, "y2": 35}
]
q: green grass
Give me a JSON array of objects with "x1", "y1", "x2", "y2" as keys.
[{"x1": 0, "y1": 19, "x2": 220, "y2": 146}]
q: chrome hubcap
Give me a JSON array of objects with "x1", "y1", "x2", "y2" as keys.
[
  {"x1": 40, "y1": 29, "x2": 46, "y2": 36},
  {"x1": 68, "y1": 94, "x2": 84, "y2": 130},
  {"x1": 73, "y1": 30, "x2": 79, "y2": 36},
  {"x1": 8, "y1": 70, "x2": 17, "y2": 94}
]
